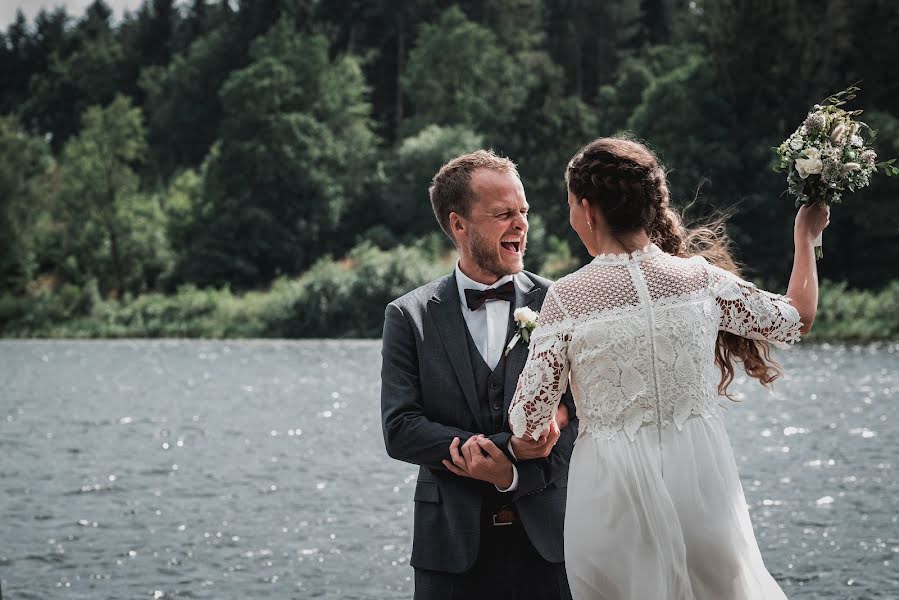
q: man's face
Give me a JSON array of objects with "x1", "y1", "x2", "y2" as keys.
[{"x1": 455, "y1": 169, "x2": 529, "y2": 280}]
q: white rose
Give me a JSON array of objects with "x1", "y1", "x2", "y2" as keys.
[
  {"x1": 795, "y1": 147, "x2": 824, "y2": 179},
  {"x1": 789, "y1": 137, "x2": 804, "y2": 150},
  {"x1": 514, "y1": 307, "x2": 538, "y2": 325}
]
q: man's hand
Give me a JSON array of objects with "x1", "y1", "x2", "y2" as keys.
[
  {"x1": 510, "y1": 418, "x2": 561, "y2": 460},
  {"x1": 555, "y1": 403, "x2": 570, "y2": 430},
  {"x1": 442, "y1": 435, "x2": 514, "y2": 489}
]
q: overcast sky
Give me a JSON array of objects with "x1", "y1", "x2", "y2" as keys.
[{"x1": 2, "y1": 1, "x2": 144, "y2": 28}]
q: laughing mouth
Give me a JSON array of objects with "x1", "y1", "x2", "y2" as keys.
[{"x1": 501, "y1": 240, "x2": 521, "y2": 253}]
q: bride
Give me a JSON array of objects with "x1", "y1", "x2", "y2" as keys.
[{"x1": 508, "y1": 137, "x2": 829, "y2": 599}]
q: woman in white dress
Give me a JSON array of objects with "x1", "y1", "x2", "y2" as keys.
[{"x1": 508, "y1": 137, "x2": 830, "y2": 599}]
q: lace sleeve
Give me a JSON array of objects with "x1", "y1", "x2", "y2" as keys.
[
  {"x1": 706, "y1": 262, "x2": 802, "y2": 347},
  {"x1": 508, "y1": 287, "x2": 572, "y2": 441}
]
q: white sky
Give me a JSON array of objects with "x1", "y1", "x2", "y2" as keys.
[{"x1": 2, "y1": 1, "x2": 144, "y2": 29}]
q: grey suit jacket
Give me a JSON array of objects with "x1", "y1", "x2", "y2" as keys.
[{"x1": 381, "y1": 270, "x2": 577, "y2": 573}]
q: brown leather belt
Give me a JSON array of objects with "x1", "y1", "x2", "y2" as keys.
[{"x1": 491, "y1": 505, "x2": 519, "y2": 526}]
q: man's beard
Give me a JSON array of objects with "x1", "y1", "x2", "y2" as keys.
[{"x1": 468, "y1": 228, "x2": 525, "y2": 279}]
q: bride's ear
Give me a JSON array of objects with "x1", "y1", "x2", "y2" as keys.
[{"x1": 580, "y1": 198, "x2": 595, "y2": 224}]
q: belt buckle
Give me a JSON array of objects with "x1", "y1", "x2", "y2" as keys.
[
  {"x1": 491, "y1": 506, "x2": 516, "y2": 527},
  {"x1": 492, "y1": 514, "x2": 513, "y2": 527}
]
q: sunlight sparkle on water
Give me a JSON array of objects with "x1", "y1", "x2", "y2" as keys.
[{"x1": 3, "y1": 341, "x2": 895, "y2": 599}]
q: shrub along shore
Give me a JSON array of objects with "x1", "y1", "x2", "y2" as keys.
[{"x1": 1, "y1": 243, "x2": 895, "y2": 343}]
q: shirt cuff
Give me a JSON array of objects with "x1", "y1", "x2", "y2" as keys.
[
  {"x1": 495, "y1": 464, "x2": 519, "y2": 493},
  {"x1": 507, "y1": 439, "x2": 519, "y2": 462}
]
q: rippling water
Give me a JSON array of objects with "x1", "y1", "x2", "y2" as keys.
[{"x1": 0, "y1": 340, "x2": 896, "y2": 599}]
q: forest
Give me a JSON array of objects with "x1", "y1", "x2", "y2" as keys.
[{"x1": 1, "y1": 0, "x2": 897, "y2": 339}]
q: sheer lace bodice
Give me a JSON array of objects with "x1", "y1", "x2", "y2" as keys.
[{"x1": 509, "y1": 244, "x2": 802, "y2": 442}]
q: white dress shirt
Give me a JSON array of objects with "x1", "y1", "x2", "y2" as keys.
[{"x1": 454, "y1": 261, "x2": 523, "y2": 492}]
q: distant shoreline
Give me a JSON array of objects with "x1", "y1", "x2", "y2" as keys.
[{"x1": 3, "y1": 273, "x2": 897, "y2": 344}]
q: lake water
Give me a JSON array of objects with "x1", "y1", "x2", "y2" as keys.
[{"x1": 0, "y1": 340, "x2": 897, "y2": 599}]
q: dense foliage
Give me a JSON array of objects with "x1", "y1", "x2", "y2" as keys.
[{"x1": 1, "y1": 0, "x2": 897, "y2": 337}]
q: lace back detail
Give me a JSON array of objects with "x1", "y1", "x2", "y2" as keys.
[{"x1": 509, "y1": 245, "x2": 802, "y2": 441}]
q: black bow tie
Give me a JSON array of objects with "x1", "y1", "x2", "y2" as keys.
[{"x1": 464, "y1": 280, "x2": 516, "y2": 311}]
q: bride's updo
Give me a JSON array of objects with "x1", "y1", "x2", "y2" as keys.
[
  {"x1": 565, "y1": 137, "x2": 685, "y2": 255},
  {"x1": 566, "y1": 136, "x2": 782, "y2": 397}
]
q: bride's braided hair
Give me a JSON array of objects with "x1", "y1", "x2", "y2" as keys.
[{"x1": 566, "y1": 137, "x2": 781, "y2": 397}]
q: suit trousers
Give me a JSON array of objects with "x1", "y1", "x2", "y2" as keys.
[{"x1": 413, "y1": 518, "x2": 572, "y2": 600}]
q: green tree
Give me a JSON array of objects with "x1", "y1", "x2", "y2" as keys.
[
  {"x1": 0, "y1": 11, "x2": 32, "y2": 114},
  {"x1": 313, "y1": 0, "x2": 435, "y2": 140},
  {"x1": 457, "y1": 0, "x2": 546, "y2": 54},
  {"x1": 116, "y1": 0, "x2": 182, "y2": 109},
  {"x1": 0, "y1": 8, "x2": 72, "y2": 115},
  {"x1": 140, "y1": 23, "x2": 241, "y2": 178},
  {"x1": 826, "y1": 110, "x2": 899, "y2": 287},
  {"x1": 0, "y1": 116, "x2": 54, "y2": 292},
  {"x1": 504, "y1": 55, "x2": 599, "y2": 240},
  {"x1": 130, "y1": 0, "x2": 176, "y2": 67},
  {"x1": 174, "y1": 0, "x2": 233, "y2": 53},
  {"x1": 57, "y1": 95, "x2": 170, "y2": 296},
  {"x1": 178, "y1": 18, "x2": 378, "y2": 287},
  {"x1": 21, "y1": 3, "x2": 128, "y2": 151},
  {"x1": 626, "y1": 49, "x2": 738, "y2": 203},
  {"x1": 844, "y1": 4, "x2": 899, "y2": 116},
  {"x1": 161, "y1": 167, "x2": 204, "y2": 274},
  {"x1": 544, "y1": 0, "x2": 642, "y2": 100},
  {"x1": 379, "y1": 124, "x2": 485, "y2": 242},
  {"x1": 401, "y1": 6, "x2": 534, "y2": 137},
  {"x1": 637, "y1": 0, "x2": 670, "y2": 46}
]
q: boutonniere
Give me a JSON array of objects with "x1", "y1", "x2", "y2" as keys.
[{"x1": 505, "y1": 307, "x2": 539, "y2": 356}]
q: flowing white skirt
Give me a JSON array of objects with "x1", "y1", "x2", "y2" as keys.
[{"x1": 564, "y1": 414, "x2": 788, "y2": 600}]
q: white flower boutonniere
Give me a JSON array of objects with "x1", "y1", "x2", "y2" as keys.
[{"x1": 505, "y1": 307, "x2": 539, "y2": 356}]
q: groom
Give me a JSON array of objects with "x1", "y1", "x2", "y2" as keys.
[{"x1": 381, "y1": 150, "x2": 576, "y2": 599}]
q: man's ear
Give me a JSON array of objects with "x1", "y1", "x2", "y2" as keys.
[{"x1": 449, "y1": 212, "x2": 465, "y2": 236}]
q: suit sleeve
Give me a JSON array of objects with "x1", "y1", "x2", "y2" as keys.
[{"x1": 381, "y1": 302, "x2": 477, "y2": 470}]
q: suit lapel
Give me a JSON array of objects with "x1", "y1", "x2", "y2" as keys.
[
  {"x1": 503, "y1": 272, "x2": 544, "y2": 414},
  {"x1": 428, "y1": 274, "x2": 488, "y2": 432}
]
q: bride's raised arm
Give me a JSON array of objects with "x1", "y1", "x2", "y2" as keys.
[
  {"x1": 705, "y1": 263, "x2": 803, "y2": 347},
  {"x1": 509, "y1": 287, "x2": 573, "y2": 441},
  {"x1": 706, "y1": 203, "x2": 829, "y2": 346}
]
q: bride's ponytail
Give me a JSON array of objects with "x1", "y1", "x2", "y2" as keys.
[
  {"x1": 646, "y1": 169, "x2": 687, "y2": 257},
  {"x1": 653, "y1": 190, "x2": 783, "y2": 399}
]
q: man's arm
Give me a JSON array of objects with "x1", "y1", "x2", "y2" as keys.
[{"x1": 381, "y1": 302, "x2": 478, "y2": 469}]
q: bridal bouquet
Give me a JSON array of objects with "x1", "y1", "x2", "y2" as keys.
[{"x1": 774, "y1": 85, "x2": 898, "y2": 258}]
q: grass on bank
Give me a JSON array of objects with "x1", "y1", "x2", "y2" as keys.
[
  {"x1": 0, "y1": 242, "x2": 450, "y2": 339},
  {"x1": 1, "y1": 242, "x2": 896, "y2": 342}
]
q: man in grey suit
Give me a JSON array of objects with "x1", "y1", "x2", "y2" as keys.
[{"x1": 381, "y1": 150, "x2": 576, "y2": 599}]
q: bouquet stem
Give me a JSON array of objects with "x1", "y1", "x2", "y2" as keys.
[{"x1": 814, "y1": 232, "x2": 823, "y2": 260}]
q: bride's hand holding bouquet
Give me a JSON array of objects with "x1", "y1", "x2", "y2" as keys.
[{"x1": 774, "y1": 85, "x2": 898, "y2": 258}]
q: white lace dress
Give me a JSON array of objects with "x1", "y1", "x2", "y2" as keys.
[{"x1": 509, "y1": 244, "x2": 801, "y2": 600}]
